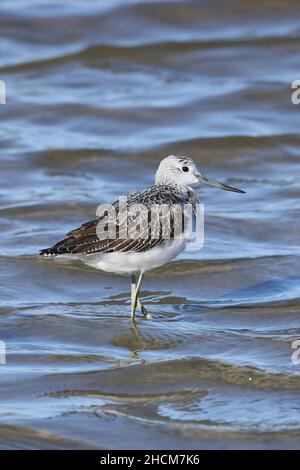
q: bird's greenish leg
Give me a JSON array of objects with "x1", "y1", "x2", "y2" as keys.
[
  {"x1": 131, "y1": 275, "x2": 137, "y2": 319},
  {"x1": 131, "y1": 273, "x2": 147, "y2": 319}
]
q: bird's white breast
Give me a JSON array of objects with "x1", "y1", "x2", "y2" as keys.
[{"x1": 78, "y1": 237, "x2": 186, "y2": 275}]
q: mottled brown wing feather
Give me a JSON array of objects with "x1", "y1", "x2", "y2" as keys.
[{"x1": 39, "y1": 185, "x2": 197, "y2": 256}]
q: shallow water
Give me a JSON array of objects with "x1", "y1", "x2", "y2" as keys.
[{"x1": 0, "y1": 0, "x2": 300, "y2": 449}]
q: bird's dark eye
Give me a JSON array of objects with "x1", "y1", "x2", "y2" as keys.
[{"x1": 182, "y1": 166, "x2": 189, "y2": 172}]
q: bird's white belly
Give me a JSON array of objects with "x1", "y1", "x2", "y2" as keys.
[{"x1": 78, "y1": 238, "x2": 186, "y2": 275}]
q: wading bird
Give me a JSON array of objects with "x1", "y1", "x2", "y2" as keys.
[{"x1": 40, "y1": 155, "x2": 245, "y2": 319}]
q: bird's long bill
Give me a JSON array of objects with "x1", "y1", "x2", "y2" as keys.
[{"x1": 197, "y1": 175, "x2": 245, "y2": 193}]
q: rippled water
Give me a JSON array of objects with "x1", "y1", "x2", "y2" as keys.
[{"x1": 0, "y1": 0, "x2": 300, "y2": 449}]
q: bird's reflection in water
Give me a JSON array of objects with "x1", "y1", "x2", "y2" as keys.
[
  {"x1": 130, "y1": 320, "x2": 147, "y2": 359},
  {"x1": 111, "y1": 316, "x2": 180, "y2": 360}
]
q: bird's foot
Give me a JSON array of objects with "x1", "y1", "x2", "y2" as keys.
[
  {"x1": 136, "y1": 299, "x2": 151, "y2": 319},
  {"x1": 137, "y1": 299, "x2": 148, "y2": 317}
]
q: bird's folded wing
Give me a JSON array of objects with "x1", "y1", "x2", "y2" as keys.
[{"x1": 39, "y1": 186, "x2": 192, "y2": 256}]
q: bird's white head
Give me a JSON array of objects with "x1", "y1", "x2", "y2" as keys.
[
  {"x1": 155, "y1": 155, "x2": 245, "y2": 193},
  {"x1": 155, "y1": 155, "x2": 199, "y2": 187}
]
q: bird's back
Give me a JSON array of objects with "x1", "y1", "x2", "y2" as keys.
[{"x1": 39, "y1": 184, "x2": 199, "y2": 257}]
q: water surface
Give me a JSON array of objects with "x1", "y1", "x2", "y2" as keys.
[{"x1": 0, "y1": 0, "x2": 300, "y2": 449}]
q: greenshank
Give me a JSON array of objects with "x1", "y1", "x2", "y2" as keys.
[{"x1": 40, "y1": 155, "x2": 245, "y2": 319}]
